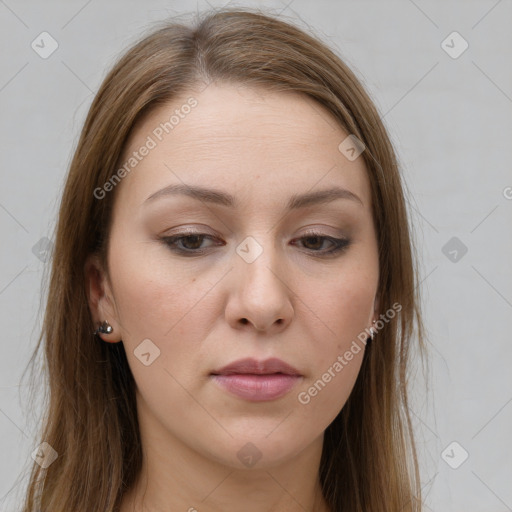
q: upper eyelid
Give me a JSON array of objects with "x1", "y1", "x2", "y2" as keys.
[{"x1": 165, "y1": 226, "x2": 347, "y2": 237}]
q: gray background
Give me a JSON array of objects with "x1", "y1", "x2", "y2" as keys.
[{"x1": 1, "y1": 0, "x2": 511, "y2": 510}]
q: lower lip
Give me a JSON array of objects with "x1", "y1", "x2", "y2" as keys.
[{"x1": 210, "y1": 373, "x2": 301, "y2": 401}]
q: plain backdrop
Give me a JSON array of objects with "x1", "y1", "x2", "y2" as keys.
[{"x1": 1, "y1": 0, "x2": 511, "y2": 510}]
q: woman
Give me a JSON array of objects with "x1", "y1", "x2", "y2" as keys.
[{"x1": 22, "y1": 7, "x2": 425, "y2": 512}]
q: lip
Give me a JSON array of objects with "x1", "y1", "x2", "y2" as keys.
[
  {"x1": 210, "y1": 357, "x2": 303, "y2": 402},
  {"x1": 212, "y1": 357, "x2": 302, "y2": 376}
]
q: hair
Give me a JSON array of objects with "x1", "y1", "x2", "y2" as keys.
[{"x1": 20, "y1": 6, "x2": 426, "y2": 512}]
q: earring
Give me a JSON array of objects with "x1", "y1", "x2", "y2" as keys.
[
  {"x1": 372, "y1": 319, "x2": 377, "y2": 339},
  {"x1": 93, "y1": 320, "x2": 113, "y2": 336},
  {"x1": 367, "y1": 320, "x2": 377, "y2": 343}
]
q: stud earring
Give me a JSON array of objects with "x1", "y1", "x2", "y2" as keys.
[
  {"x1": 93, "y1": 320, "x2": 113, "y2": 337},
  {"x1": 368, "y1": 320, "x2": 377, "y2": 342}
]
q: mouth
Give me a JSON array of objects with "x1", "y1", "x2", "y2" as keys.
[
  {"x1": 211, "y1": 357, "x2": 302, "y2": 376},
  {"x1": 210, "y1": 357, "x2": 303, "y2": 402}
]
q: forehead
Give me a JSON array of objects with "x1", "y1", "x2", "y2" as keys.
[{"x1": 113, "y1": 83, "x2": 370, "y2": 211}]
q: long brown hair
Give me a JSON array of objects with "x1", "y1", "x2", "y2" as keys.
[{"x1": 21, "y1": 7, "x2": 425, "y2": 511}]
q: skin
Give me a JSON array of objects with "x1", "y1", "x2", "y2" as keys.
[{"x1": 85, "y1": 82, "x2": 380, "y2": 512}]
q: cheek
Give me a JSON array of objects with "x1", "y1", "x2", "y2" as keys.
[
  {"x1": 299, "y1": 260, "x2": 377, "y2": 349},
  {"x1": 109, "y1": 257, "x2": 215, "y2": 408},
  {"x1": 108, "y1": 233, "x2": 212, "y2": 339},
  {"x1": 290, "y1": 257, "x2": 376, "y2": 416},
  {"x1": 106, "y1": 244, "x2": 223, "y2": 397}
]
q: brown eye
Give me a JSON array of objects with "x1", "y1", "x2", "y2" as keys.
[
  {"x1": 291, "y1": 234, "x2": 351, "y2": 256},
  {"x1": 301, "y1": 235, "x2": 328, "y2": 251},
  {"x1": 177, "y1": 234, "x2": 206, "y2": 250},
  {"x1": 161, "y1": 231, "x2": 350, "y2": 258},
  {"x1": 161, "y1": 232, "x2": 222, "y2": 255}
]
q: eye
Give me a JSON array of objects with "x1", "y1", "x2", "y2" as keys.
[
  {"x1": 161, "y1": 232, "x2": 221, "y2": 255},
  {"x1": 160, "y1": 230, "x2": 351, "y2": 257},
  {"x1": 291, "y1": 232, "x2": 351, "y2": 256}
]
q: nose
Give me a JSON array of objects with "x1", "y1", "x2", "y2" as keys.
[{"x1": 224, "y1": 236, "x2": 294, "y2": 333}]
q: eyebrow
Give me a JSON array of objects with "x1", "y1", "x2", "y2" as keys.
[{"x1": 143, "y1": 183, "x2": 363, "y2": 210}]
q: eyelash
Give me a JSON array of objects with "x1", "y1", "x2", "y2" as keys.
[{"x1": 160, "y1": 230, "x2": 351, "y2": 258}]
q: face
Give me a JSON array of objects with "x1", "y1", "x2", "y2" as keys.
[{"x1": 86, "y1": 82, "x2": 380, "y2": 469}]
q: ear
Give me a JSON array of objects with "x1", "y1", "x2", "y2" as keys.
[{"x1": 84, "y1": 253, "x2": 122, "y2": 343}]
